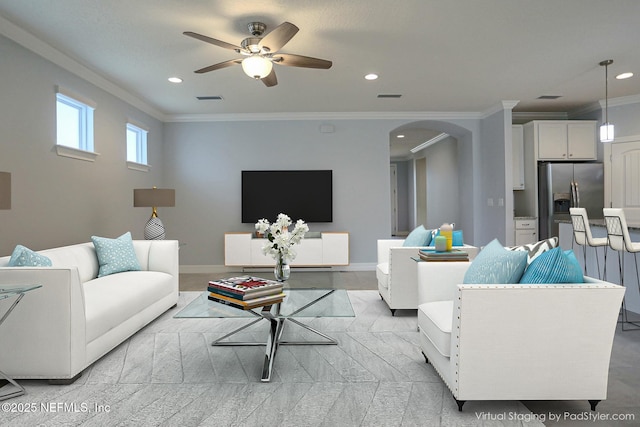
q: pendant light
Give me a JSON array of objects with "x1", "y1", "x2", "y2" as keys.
[{"x1": 599, "y1": 59, "x2": 614, "y2": 143}]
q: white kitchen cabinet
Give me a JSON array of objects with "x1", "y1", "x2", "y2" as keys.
[
  {"x1": 512, "y1": 125, "x2": 525, "y2": 190},
  {"x1": 534, "y1": 121, "x2": 596, "y2": 161},
  {"x1": 514, "y1": 218, "x2": 538, "y2": 246}
]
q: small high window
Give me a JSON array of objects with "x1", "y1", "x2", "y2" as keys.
[
  {"x1": 55, "y1": 87, "x2": 97, "y2": 161},
  {"x1": 126, "y1": 123, "x2": 148, "y2": 164}
]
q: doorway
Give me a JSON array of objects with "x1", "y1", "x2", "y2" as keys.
[
  {"x1": 608, "y1": 137, "x2": 640, "y2": 222},
  {"x1": 415, "y1": 157, "x2": 427, "y2": 227},
  {"x1": 390, "y1": 164, "x2": 398, "y2": 235}
]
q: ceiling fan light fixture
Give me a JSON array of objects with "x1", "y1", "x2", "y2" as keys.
[{"x1": 242, "y1": 55, "x2": 272, "y2": 79}]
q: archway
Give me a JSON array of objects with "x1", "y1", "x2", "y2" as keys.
[{"x1": 389, "y1": 120, "x2": 475, "y2": 240}]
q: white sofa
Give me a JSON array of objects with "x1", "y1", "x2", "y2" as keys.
[
  {"x1": 376, "y1": 239, "x2": 478, "y2": 314},
  {"x1": 0, "y1": 240, "x2": 179, "y2": 382},
  {"x1": 416, "y1": 261, "x2": 625, "y2": 411}
]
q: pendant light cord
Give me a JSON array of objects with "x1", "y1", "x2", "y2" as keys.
[{"x1": 600, "y1": 59, "x2": 613, "y2": 124}]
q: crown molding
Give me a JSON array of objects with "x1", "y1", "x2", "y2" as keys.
[
  {"x1": 165, "y1": 110, "x2": 487, "y2": 123},
  {"x1": 601, "y1": 93, "x2": 640, "y2": 109},
  {"x1": 570, "y1": 94, "x2": 640, "y2": 118},
  {"x1": 567, "y1": 102, "x2": 600, "y2": 119},
  {"x1": 479, "y1": 101, "x2": 520, "y2": 119},
  {"x1": 512, "y1": 111, "x2": 569, "y2": 122},
  {"x1": 0, "y1": 15, "x2": 166, "y2": 122}
]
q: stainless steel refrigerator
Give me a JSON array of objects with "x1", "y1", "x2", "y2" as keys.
[{"x1": 538, "y1": 162, "x2": 604, "y2": 240}]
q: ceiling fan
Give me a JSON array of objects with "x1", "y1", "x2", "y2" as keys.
[{"x1": 184, "y1": 21, "x2": 332, "y2": 87}]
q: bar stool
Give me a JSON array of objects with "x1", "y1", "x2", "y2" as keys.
[
  {"x1": 570, "y1": 208, "x2": 608, "y2": 279},
  {"x1": 603, "y1": 208, "x2": 640, "y2": 331}
]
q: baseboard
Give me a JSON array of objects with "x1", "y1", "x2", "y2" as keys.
[
  {"x1": 179, "y1": 265, "x2": 236, "y2": 274},
  {"x1": 180, "y1": 263, "x2": 376, "y2": 274}
]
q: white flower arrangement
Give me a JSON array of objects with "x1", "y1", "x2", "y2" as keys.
[{"x1": 255, "y1": 213, "x2": 309, "y2": 263}]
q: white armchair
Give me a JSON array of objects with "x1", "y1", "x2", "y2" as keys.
[
  {"x1": 376, "y1": 239, "x2": 477, "y2": 315},
  {"x1": 416, "y1": 261, "x2": 625, "y2": 411}
]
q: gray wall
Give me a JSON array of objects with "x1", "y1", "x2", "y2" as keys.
[
  {"x1": 162, "y1": 120, "x2": 392, "y2": 267},
  {"x1": 423, "y1": 136, "x2": 460, "y2": 230},
  {"x1": 476, "y1": 109, "x2": 510, "y2": 246},
  {"x1": 0, "y1": 35, "x2": 165, "y2": 255},
  {"x1": 609, "y1": 102, "x2": 640, "y2": 138},
  {"x1": 162, "y1": 116, "x2": 495, "y2": 267}
]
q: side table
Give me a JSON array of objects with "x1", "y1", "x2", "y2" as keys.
[{"x1": 0, "y1": 284, "x2": 42, "y2": 400}]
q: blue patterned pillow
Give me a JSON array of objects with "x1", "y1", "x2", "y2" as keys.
[
  {"x1": 8, "y1": 245, "x2": 52, "y2": 267},
  {"x1": 91, "y1": 232, "x2": 141, "y2": 277},
  {"x1": 519, "y1": 247, "x2": 584, "y2": 284},
  {"x1": 463, "y1": 239, "x2": 528, "y2": 284},
  {"x1": 403, "y1": 225, "x2": 432, "y2": 246},
  {"x1": 509, "y1": 237, "x2": 559, "y2": 265}
]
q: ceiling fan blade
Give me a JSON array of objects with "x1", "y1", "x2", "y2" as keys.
[
  {"x1": 262, "y1": 69, "x2": 278, "y2": 87},
  {"x1": 273, "y1": 53, "x2": 332, "y2": 69},
  {"x1": 259, "y1": 22, "x2": 299, "y2": 53},
  {"x1": 194, "y1": 59, "x2": 242, "y2": 74},
  {"x1": 183, "y1": 31, "x2": 241, "y2": 51}
]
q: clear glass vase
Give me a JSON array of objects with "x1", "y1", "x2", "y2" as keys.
[{"x1": 274, "y1": 256, "x2": 290, "y2": 282}]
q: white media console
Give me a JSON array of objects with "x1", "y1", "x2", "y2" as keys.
[{"x1": 224, "y1": 232, "x2": 349, "y2": 267}]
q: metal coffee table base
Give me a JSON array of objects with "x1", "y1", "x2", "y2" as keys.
[
  {"x1": 0, "y1": 287, "x2": 41, "y2": 401},
  {"x1": 212, "y1": 290, "x2": 339, "y2": 382}
]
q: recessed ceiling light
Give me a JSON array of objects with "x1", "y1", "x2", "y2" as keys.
[
  {"x1": 168, "y1": 77, "x2": 183, "y2": 83},
  {"x1": 616, "y1": 72, "x2": 633, "y2": 80},
  {"x1": 364, "y1": 73, "x2": 378, "y2": 80},
  {"x1": 397, "y1": 134, "x2": 405, "y2": 138}
]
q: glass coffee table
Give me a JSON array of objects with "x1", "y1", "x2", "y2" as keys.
[
  {"x1": 175, "y1": 288, "x2": 354, "y2": 381},
  {"x1": 0, "y1": 284, "x2": 42, "y2": 400}
]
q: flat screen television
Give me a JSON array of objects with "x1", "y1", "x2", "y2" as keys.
[{"x1": 242, "y1": 170, "x2": 333, "y2": 223}]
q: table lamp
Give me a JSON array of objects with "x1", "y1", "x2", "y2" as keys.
[
  {"x1": 133, "y1": 187, "x2": 175, "y2": 240},
  {"x1": 0, "y1": 172, "x2": 10, "y2": 210}
]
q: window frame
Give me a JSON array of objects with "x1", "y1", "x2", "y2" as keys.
[
  {"x1": 126, "y1": 120, "x2": 150, "y2": 172},
  {"x1": 55, "y1": 86, "x2": 98, "y2": 162}
]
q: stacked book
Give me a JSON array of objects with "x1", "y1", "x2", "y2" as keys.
[
  {"x1": 418, "y1": 249, "x2": 469, "y2": 262},
  {"x1": 207, "y1": 276, "x2": 286, "y2": 310}
]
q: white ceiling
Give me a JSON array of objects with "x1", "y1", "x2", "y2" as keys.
[{"x1": 1, "y1": 0, "x2": 640, "y2": 154}]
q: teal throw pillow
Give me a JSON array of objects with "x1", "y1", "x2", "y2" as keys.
[
  {"x1": 463, "y1": 239, "x2": 528, "y2": 284},
  {"x1": 91, "y1": 232, "x2": 141, "y2": 277},
  {"x1": 519, "y1": 247, "x2": 584, "y2": 284},
  {"x1": 8, "y1": 245, "x2": 52, "y2": 267},
  {"x1": 403, "y1": 225, "x2": 432, "y2": 247}
]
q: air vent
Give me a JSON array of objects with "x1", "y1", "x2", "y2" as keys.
[
  {"x1": 377, "y1": 94, "x2": 402, "y2": 98},
  {"x1": 537, "y1": 95, "x2": 562, "y2": 100},
  {"x1": 196, "y1": 96, "x2": 224, "y2": 101}
]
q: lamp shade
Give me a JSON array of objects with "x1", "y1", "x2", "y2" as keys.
[
  {"x1": 242, "y1": 55, "x2": 273, "y2": 79},
  {"x1": 133, "y1": 188, "x2": 175, "y2": 208},
  {"x1": 0, "y1": 172, "x2": 10, "y2": 210}
]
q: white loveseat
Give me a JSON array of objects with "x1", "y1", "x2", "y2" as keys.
[
  {"x1": 416, "y1": 261, "x2": 624, "y2": 411},
  {"x1": 0, "y1": 240, "x2": 179, "y2": 382},
  {"x1": 376, "y1": 239, "x2": 478, "y2": 314}
]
